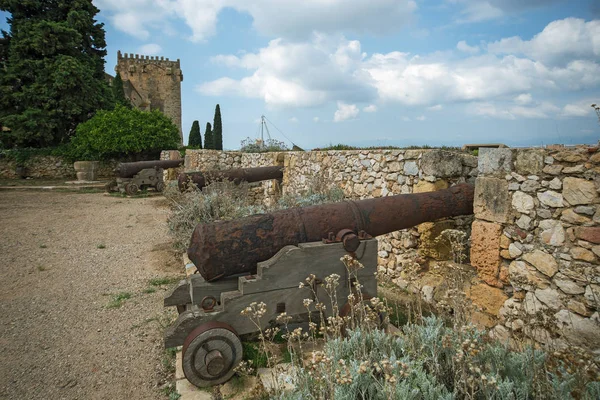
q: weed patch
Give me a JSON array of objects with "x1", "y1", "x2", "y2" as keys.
[
  {"x1": 149, "y1": 277, "x2": 181, "y2": 287},
  {"x1": 106, "y1": 292, "x2": 132, "y2": 309}
]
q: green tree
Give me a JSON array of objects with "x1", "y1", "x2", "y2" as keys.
[
  {"x1": 213, "y1": 104, "x2": 223, "y2": 150},
  {"x1": 188, "y1": 120, "x2": 202, "y2": 148},
  {"x1": 112, "y1": 72, "x2": 131, "y2": 109},
  {"x1": 204, "y1": 122, "x2": 214, "y2": 150},
  {"x1": 0, "y1": 0, "x2": 114, "y2": 148},
  {"x1": 68, "y1": 104, "x2": 180, "y2": 160}
]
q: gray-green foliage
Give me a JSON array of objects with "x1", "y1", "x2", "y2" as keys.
[{"x1": 276, "y1": 316, "x2": 600, "y2": 400}]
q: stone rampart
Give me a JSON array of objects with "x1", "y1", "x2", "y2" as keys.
[
  {"x1": 0, "y1": 155, "x2": 118, "y2": 179},
  {"x1": 472, "y1": 146, "x2": 600, "y2": 351}
]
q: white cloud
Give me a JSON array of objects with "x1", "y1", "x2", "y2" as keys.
[
  {"x1": 487, "y1": 18, "x2": 600, "y2": 66},
  {"x1": 457, "y1": 41, "x2": 479, "y2": 54},
  {"x1": 199, "y1": 35, "x2": 376, "y2": 107},
  {"x1": 416, "y1": 115, "x2": 426, "y2": 121},
  {"x1": 453, "y1": 1, "x2": 503, "y2": 23},
  {"x1": 401, "y1": 116, "x2": 411, "y2": 122},
  {"x1": 96, "y1": 0, "x2": 417, "y2": 42},
  {"x1": 200, "y1": 18, "x2": 600, "y2": 120},
  {"x1": 560, "y1": 100, "x2": 597, "y2": 118},
  {"x1": 363, "y1": 104, "x2": 377, "y2": 112},
  {"x1": 313, "y1": 117, "x2": 320, "y2": 122},
  {"x1": 514, "y1": 93, "x2": 532, "y2": 105},
  {"x1": 428, "y1": 104, "x2": 443, "y2": 111},
  {"x1": 334, "y1": 102, "x2": 359, "y2": 122},
  {"x1": 138, "y1": 43, "x2": 162, "y2": 55},
  {"x1": 289, "y1": 117, "x2": 299, "y2": 123}
]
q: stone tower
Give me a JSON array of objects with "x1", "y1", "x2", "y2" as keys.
[{"x1": 115, "y1": 51, "x2": 183, "y2": 142}]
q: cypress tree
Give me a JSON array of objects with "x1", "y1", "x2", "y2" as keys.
[
  {"x1": 213, "y1": 104, "x2": 223, "y2": 150},
  {"x1": 0, "y1": 0, "x2": 114, "y2": 147},
  {"x1": 112, "y1": 72, "x2": 131, "y2": 109},
  {"x1": 188, "y1": 120, "x2": 202, "y2": 148},
  {"x1": 204, "y1": 122, "x2": 213, "y2": 150}
]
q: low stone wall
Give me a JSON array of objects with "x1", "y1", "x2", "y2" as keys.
[
  {"x1": 0, "y1": 155, "x2": 119, "y2": 179},
  {"x1": 472, "y1": 146, "x2": 600, "y2": 351}
]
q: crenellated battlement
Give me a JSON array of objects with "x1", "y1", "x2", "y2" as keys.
[{"x1": 117, "y1": 50, "x2": 181, "y2": 68}]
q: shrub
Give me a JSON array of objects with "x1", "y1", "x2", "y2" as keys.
[
  {"x1": 240, "y1": 137, "x2": 289, "y2": 153},
  {"x1": 68, "y1": 104, "x2": 180, "y2": 160},
  {"x1": 239, "y1": 257, "x2": 600, "y2": 400}
]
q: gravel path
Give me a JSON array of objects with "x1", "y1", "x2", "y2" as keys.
[{"x1": 0, "y1": 191, "x2": 182, "y2": 400}]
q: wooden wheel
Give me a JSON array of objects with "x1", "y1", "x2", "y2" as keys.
[
  {"x1": 125, "y1": 182, "x2": 139, "y2": 196},
  {"x1": 182, "y1": 321, "x2": 242, "y2": 388},
  {"x1": 155, "y1": 181, "x2": 165, "y2": 192}
]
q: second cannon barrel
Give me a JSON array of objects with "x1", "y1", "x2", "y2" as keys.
[{"x1": 178, "y1": 166, "x2": 284, "y2": 191}]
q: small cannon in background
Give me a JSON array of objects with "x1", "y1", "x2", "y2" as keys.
[
  {"x1": 108, "y1": 159, "x2": 183, "y2": 195},
  {"x1": 164, "y1": 183, "x2": 474, "y2": 387},
  {"x1": 177, "y1": 166, "x2": 284, "y2": 192}
]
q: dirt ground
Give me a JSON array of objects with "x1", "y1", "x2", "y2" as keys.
[{"x1": 0, "y1": 190, "x2": 183, "y2": 400}]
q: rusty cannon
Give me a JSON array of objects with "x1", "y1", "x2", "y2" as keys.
[
  {"x1": 164, "y1": 183, "x2": 474, "y2": 387},
  {"x1": 177, "y1": 165, "x2": 283, "y2": 191},
  {"x1": 110, "y1": 159, "x2": 183, "y2": 195}
]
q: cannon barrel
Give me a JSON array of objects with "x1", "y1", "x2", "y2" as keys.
[
  {"x1": 188, "y1": 183, "x2": 474, "y2": 281},
  {"x1": 178, "y1": 166, "x2": 284, "y2": 191},
  {"x1": 116, "y1": 159, "x2": 184, "y2": 178}
]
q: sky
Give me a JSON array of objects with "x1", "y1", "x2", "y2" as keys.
[{"x1": 1, "y1": 0, "x2": 600, "y2": 149}]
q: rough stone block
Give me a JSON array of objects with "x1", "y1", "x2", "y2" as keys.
[
  {"x1": 508, "y1": 260, "x2": 550, "y2": 291},
  {"x1": 417, "y1": 220, "x2": 455, "y2": 260},
  {"x1": 470, "y1": 221, "x2": 502, "y2": 286},
  {"x1": 515, "y1": 149, "x2": 544, "y2": 175},
  {"x1": 553, "y1": 151, "x2": 588, "y2": 163},
  {"x1": 478, "y1": 148, "x2": 513, "y2": 176},
  {"x1": 554, "y1": 309, "x2": 600, "y2": 349},
  {"x1": 512, "y1": 191, "x2": 535, "y2": 214},
  {"x1": 413, "y1": 179, "x2": 448, "y2": 193},
  {"x1": 522, "y1": 250, "x2": 558, "y2": 277},
  {"x1": 563, "y1": 177, "x2": 598, "y2": 205},
  {"x1": 469, "y1": 282, "x2": 508, "y2": 316},
  {"x1": 539, "y1": 219, "x2": 565, "y2": 247},
  {"x1": 473, "y1": 177, "x2": 510, "y2": 223},
  {"x1": 575, "y1": 227, "x2": 600, "y2": 244},
  {"x1": 403, "y1": 161, "x2": 418, "y2": 176},
  {"x1": 537, "y1": 191, "x2": 564, "y2": 208},
  {"x1": 420, "y1": 150, "x2": 463, "y2": 177}
]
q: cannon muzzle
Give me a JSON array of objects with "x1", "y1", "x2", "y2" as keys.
[
  {"x1": 116, "y1": 159, "x2": 184, "y2": 178},
  {"x1": 188, "y1": 183, "x2": 474, "y2": 281},
  {"x1": 178, "y1": 166, "x2": 284, "y2": 191}
]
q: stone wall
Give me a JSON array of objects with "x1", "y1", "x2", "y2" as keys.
[
  {"x1": 0, "y1": 155, "x2": 119, "y2": 179},
  {"x1": 472, "y1": 146, "x2": 600, "y2": 351}
]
